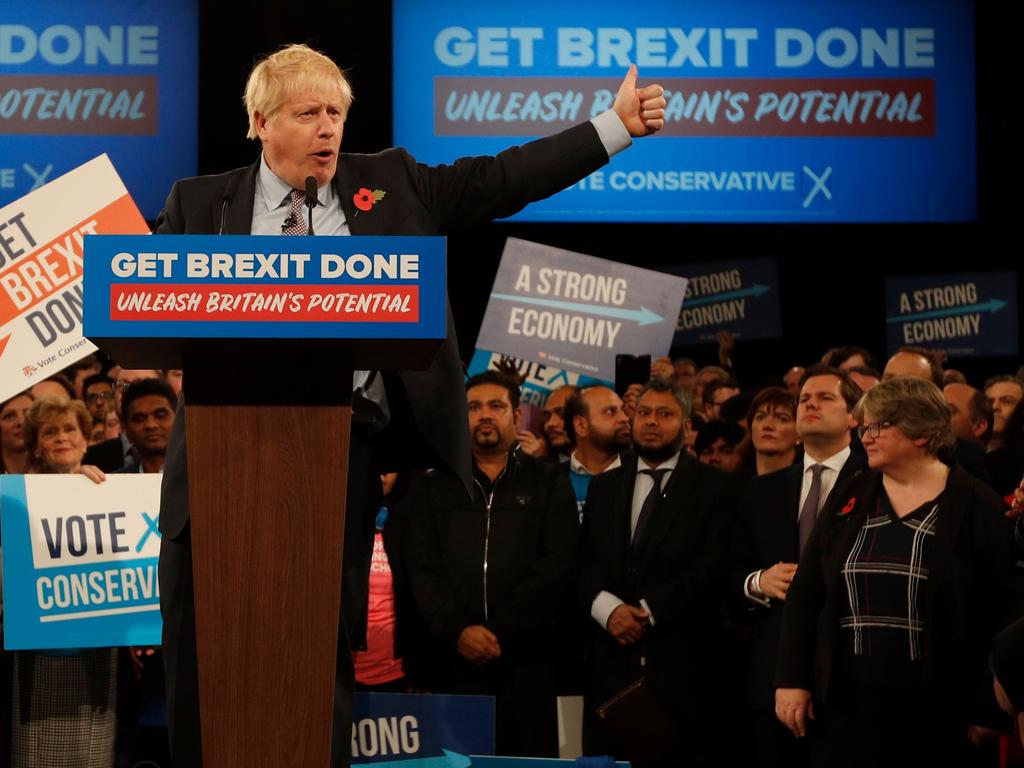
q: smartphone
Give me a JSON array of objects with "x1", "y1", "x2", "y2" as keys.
[{"x1": 615, "y1": 354, "x2": 651, "y2": 396}]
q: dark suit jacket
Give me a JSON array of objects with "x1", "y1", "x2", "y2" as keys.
[
  {"x1": 83, "y1": 436, "x2": 128, "y2": 474},
  {"x1": 775, "y1": 465, "x2": 1013, "y2": 727},
  {"x1": 155, "y1": 120, "x2": 612, "y2": 541},
  {"x1": 579, "y1": 453, "x2": 741, "y2": 734},
  {"x1": 730, "y1": 452, "x2": 865, "y2": 710}
]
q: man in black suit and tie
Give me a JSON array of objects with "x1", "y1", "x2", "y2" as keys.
[
  {"x1": 732, "y1": 364, "x2": 865, "y2": 768},
  {"x1": 154, "y1": 43, "x2": 666, "y2": 768},
  {"x1": 580, "y1": 379, "x2": 740, "y2": 767}
]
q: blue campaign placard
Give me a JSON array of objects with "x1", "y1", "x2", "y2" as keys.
[
  {"x1": 467, "y1": 348, "x2": 611, "y2": 409},
  {"x1": 393, "y1": 0, "x2": 975, "y2": 222},
  {"x1": 81, "y1": 234, "x2": 447, "y2": 340},
  {"x1": 0, "y1": 1, "x2": 198, "y2": 220},
  {"x1": 668, "y1": 257, "x2": 782, "y2": 345},
  {"x1": 0, "y1": 474, "x2": 163, "y2": 650},
  {"x1": 351, "y1": 693, "x2": 494, "y2": 764},
  {"x1": 885, "y1": 272, "x2": 1019, "y2": 358}
]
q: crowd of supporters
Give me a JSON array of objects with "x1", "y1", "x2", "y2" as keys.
[{"x1": 3, "y1": 340, "x2": 1024, "y2": 767}]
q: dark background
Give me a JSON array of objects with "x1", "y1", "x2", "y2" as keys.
[{"x1": 192, "y1": 1, "x2": 1017, "y2": 387}]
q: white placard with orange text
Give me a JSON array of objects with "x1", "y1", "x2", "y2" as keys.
[{"x1": 0, "y1": 154, "x2": 149, "y2": 401}]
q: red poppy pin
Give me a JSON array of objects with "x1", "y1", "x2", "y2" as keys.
[
  {"x1": 839, "y1": 497, "x2": 856, "y2": 516},
  {"x1": 353, "y1": 187, "x2": 386, "y2": 213}
]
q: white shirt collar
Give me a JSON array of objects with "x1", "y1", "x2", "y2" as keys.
[
  {"x1": 637, "y1": 451, "x2": 681, "y2": 474},
  {"x1": 803, "y1": 444, "x2": 851, "y2": 474},
  {"x1": 570, "y1": 452, "x2": 622, "y2": 475},
  {"x1": 256, "y1": 153, "x2": 333, "y2": 214}
]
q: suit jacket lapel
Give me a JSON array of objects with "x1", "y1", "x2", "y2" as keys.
[
  {"x1": 614, "y1": 462, "x2": 638, "y2": 568},
  {"x1": 637, "y1": 454, "x2": 699, "y2": 568},
  {"x1": 334, "y1": 157, "x2": 384, "y2": 235},
  {"x1": 780, "y1": 464, "x2": 803, "y2": 561},
  {"x1": 224, "y1": 162, "x2": 259, "y2": 234}
]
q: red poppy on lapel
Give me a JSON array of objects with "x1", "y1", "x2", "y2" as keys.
[
  {"x1": 839, "y1": 497, "x2": 856, "y2": 516},
  {"x1": 353, "y1": 187, "x2": 386, "y2": 213}
]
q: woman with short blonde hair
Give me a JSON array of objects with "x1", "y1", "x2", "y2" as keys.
[{"x1": 11, "y1": 396, "x2": 113, "y2": 768}]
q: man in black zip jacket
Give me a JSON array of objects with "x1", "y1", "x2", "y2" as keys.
[{"x1": 405, "y1": 370, "x2": 579, "y2": 757}]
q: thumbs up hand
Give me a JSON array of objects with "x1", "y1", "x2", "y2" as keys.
[{"x1": 612, "y1": 64, "x2": 666, "y2": 137}]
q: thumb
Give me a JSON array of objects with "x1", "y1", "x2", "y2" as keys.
[
  {"x1": 808, "y1": 701, "x2": 816, "y2": 720},
  {"x1": 618, "y1": 64, "x2": 638, "y2": 95}
]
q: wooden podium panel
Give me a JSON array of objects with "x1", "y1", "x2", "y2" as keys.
[{"x1": 184, "y1": 348, "x2": 351, "y2": 768}]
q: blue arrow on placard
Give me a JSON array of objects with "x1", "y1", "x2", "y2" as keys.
[
  {"x1": 489, "y1": 294, "x2": 663, "y2": 326},
  {"x1": 359, "y1": 749, "x2": 470, "y2": 768},
  {"x1": 886, "y1": 299, "x2": 1007, "y2": 324},
  {"x1": 683, "y1": 284, "x2": 771, "y2": 308}
]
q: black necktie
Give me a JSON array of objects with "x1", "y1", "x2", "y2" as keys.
[
  {"x1": 633, "y1": 468, "x2": 670, "y2": 552},
  {"x1": 798, "y1": 464, "x2": 825, "y2": 553}
]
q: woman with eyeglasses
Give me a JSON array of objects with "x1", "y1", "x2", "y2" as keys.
[{"x1": 774, "y1": 376, "x2": 1012, "y2": 767}]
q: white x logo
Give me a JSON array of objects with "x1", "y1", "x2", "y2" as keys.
[
  {"x1": 802, "y1": 166, "x2": 832, "y2": 208},
  {"x1": 23, "y1": 163, "x2": 53, "y2": 190}
]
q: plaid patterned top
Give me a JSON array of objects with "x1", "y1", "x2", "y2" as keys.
[{"x1": 838, "y1": 492, "x2": 940, "y2": 668}]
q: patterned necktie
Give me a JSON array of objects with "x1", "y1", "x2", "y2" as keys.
[
  {"x1": 633, "y1": 468, "x2": 671, "y2": 552},
  {"x1": 798, "y1": 464, "x2": 825, "y2": 553},
  {"x1": 281, "y1": 189, "x2": 307, "y2": 235}
]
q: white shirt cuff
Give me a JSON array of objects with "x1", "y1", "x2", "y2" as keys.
[
  {"x1": 639, "y1": 597, "x2": 655, "y2": 626},
  {"x1": 590, "y1": 110, "x2": 632, "y2": 159},
  {"x1": 743, "y1": 570, "x2": 771, "y2": 608},
  {"x1": 591, "y1": 590, "x2": 625, "y2": 629}
]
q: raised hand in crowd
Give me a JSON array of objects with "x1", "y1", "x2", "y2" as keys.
[
  {"x1": 517, "y1": 429, "x2": 547, "y2": 458},
  {"x1": 650, "y1": 356, "x2": 674, "y2": 382},
  {"x1": 493, "y1": 358, "x2": 527, "y2": 387},
  {"x1": 456, "y1": 625, "x2": 502, "y2": 665},
  {"x1": 622, "y1": 383, "x2": 644, "y2": 421},
  {"x1": 605, "y1": 604, "x2": 649, "y2": 646},
  {"x1": 717, "y1": 330, "x2": 736, "y2": 369}
]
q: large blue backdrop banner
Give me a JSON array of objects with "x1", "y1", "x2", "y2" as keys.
[
  {"x1": 393, "y1": 0, "x2": 975, "y2": 223},
  {"x1": 0, "y1": 1, "x2": 198, "y2": 220}
]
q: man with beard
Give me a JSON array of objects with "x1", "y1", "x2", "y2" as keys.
[
  {"x1": 563, "y1": 386, "x2": 632, "y2": 518},
  {"x1": 405, "y1": 370, "x2": 578, "y2": 756},
  {"x1": 579, "y1": 379, "x2": 740, "y2": 766}
]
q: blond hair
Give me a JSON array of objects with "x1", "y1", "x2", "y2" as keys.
[
  {"x1": 243, "y1": 44, "x2": 353, "y2": 139},
  {"x1": 854, "y1": 376, "x2": 955, "y2": 458},
  {"x1": 23, "y1": 396, "x2": 91, "y2": 470}
]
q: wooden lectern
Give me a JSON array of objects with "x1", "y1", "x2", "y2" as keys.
[{"x1": 84, "y1": 234, "x2": 446, "y2": 767}]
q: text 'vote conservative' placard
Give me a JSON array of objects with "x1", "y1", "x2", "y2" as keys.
[
  {"x1": 885, "y1": 272, "x2": 1018, "y2": 358},
  {"x1": 82, "y1": 235, "x2": 447, "y2": 340},
  {"x1": 1, "y1": 474, "x2": 163, "y2": 649},
  {"x1": 475, "y1": 238, "x2": 688, "y2": 381},
  {"x1": 0, "y1": 154, "x2": 149, "y2": 402}
]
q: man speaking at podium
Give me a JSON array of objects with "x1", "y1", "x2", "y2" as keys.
[{"x1": 154, "y1": 44, "x2": 665, "y2": 767}]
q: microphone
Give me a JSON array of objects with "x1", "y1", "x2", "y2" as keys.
[
  {"x1": 218, "y1": 175, "x2": 241, "y2": 235},
  {"x1": 304, "y1": 176, "x2": 317, "y2": 236}
]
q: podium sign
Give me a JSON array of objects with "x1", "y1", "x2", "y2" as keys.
[
  {"x1": 83, "y1": 234, "x2": 446, "y2": 345},
  {"x1": 80, "y1": 234, "x2": 447, "y2": 767}
]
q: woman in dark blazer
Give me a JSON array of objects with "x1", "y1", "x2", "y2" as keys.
[{"x1": 774, "y1": 376, "x2": 1012, "y2": 767}]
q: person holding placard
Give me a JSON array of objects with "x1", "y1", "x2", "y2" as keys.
[{"x1": 8, "y1": 397, "x2": 112, "y2": 768}]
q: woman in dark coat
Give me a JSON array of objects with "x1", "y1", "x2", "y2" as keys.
[{"x1": 774, "y1": 376, "x2": 1012, "y2": 767}]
